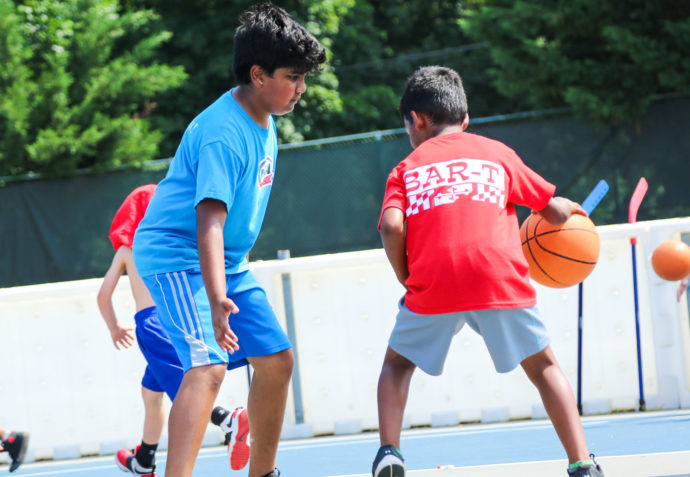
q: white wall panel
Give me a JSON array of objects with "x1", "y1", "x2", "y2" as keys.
[{"x1": 2, "y1": 218, "x2": 690, "y2": 463}]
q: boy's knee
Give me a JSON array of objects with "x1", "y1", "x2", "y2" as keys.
[
  {"x1": 141, "y1": 387, "x2": 164, "y2": 406},
  {"x1": 184, "y1": 363, "x2": 227, "y2": 392},
  {"x1": 271, "y1": 349, "x2": 295, "y2": 377},
  {"x1": 383, "y1": 347, "x2": 416, "y2": 373},
  {"x1": 521, "y1": 346, "x2": 558, "y2": 379},
  {"x1": 207, "y1": 364, "x2": 228, "y2": 388},
  {"x1": 251, "y1": 349, "x2": 294, "y2": 380}
]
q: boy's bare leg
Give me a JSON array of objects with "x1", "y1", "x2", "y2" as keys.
[
  {"x1": 377, "y1": 347, "x2": 416, "y2": 449},
  {"x1": 246, "y1": 349, "x2": 294, "y2": 477},
  {"x1": 521, "y1": 345, "x2": 589, "y2": 463},
  {"x1": 165, "y1": 363, "x2": 227, "y2": 477},
  {"x1": 141, "y1": 387, "x2": 166, "y2": 444}
]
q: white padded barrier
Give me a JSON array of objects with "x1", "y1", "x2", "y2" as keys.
[
  {"x1": 1, "y1": 217, "x2": 690, "y2": 463},
  {"x1": 0, "y1": 278, "x2": 249, "y2": 464},
  {"x1": 254, "y1": 218, "x2": 690, "y2": 433}
]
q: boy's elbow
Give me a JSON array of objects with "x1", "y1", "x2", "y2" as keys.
[
  {"x1": 380, "y1": 220, "x2": 404, "y2": 238},
  {"x1": 96, "y1": 288, "x2": 109, "y2": 307}
]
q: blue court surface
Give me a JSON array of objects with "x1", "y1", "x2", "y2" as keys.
[{"x1": 7, "y1": 410, "x2": 690, "y2": 476}]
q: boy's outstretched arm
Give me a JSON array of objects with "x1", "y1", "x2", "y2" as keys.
[
  {"x1": 380, "y1": 207, "x2": 409, "y2": 288},
  {"x1": 537, "y1": 196, "x2": 586, "y2": 226},
  {"x1": 97, "y1": 247, "x2": 135, "y2": 350},
  {"x1": 197, "y1": 198, "x2": 240, "y2": 353}
]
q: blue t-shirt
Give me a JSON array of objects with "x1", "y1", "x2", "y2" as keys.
[{"x1": 133, "y1": 89, "x2": 278, "y2": 276}]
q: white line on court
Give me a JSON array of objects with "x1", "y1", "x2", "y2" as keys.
[
  {"x1": 10, "y1": 410, "x2": 690, "y2": 476},
  {"x1": 274, "y1": 409, "x2": 690, "y2": 451},
  {"x1": 6, "y1": 463, "x2": 116, "y2": 476},
  {"x1": 334, "y1": 451, "x2": 690, "y2": 477}
]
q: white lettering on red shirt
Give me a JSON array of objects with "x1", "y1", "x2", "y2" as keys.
[{"x1": 404, "y1": 158, "x2": 506, "y2": 216}]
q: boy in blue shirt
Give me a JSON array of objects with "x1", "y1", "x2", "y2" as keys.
[{"x1": 133, "y1": 4, "x2": 326, "y2": 477}]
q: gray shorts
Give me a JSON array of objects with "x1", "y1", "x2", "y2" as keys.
[{"x1": 389, "y1": 299, "x2": 550, "y2": 376}]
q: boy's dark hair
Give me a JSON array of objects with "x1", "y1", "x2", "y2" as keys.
[
  {"x1": 399, "y1": 66, "x2": 468, "y2": 126},
  {"x1": 233, "y1": 3, "x2": 327, "y2": 84}
]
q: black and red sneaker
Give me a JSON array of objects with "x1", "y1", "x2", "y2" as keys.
[
  {"x1": 115, "y1": 445, "x2": 156, "y2": 476},
  {"x1": 2, "y1": 432, "x2": 29, "y2": 472},
  {"x1": 225, "y1": 407, "x2": 250, "y2": 470}
]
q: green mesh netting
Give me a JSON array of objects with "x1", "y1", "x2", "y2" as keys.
[{"x1": 1, "y1": 98, "x2": 688, "y2": 287}]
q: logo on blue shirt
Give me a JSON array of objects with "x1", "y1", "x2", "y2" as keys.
[{"x1": 258, "y1": 155, "x2": 274, "y2": 188}]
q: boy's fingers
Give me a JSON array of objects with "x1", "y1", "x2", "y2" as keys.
[
  {"x1": 227, "y1": 299, "x2": 240, "y2": 314},
  {"x1": 214, "y1": 322, "x2": 239, "y2": 353},
  {"x1": 223, "y1": 328, "x2": 239, "y2": 350},
  {"x1": 219, "y1": 338, "x2": 239, "y2": 353},
  {"x1": 570, "y1": 201, "x2": 587, "y2": 216},
  {"x1": 227, "y1": 325, "x2": 238, "y2": 342}
]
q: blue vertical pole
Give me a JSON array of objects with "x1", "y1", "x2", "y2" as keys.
[
  {"x1": 577, "y1": 282, "x2": 583, "y2": 415},
  {"x1": 631, "y1": 241, "x2": 646, "y2": 411}
]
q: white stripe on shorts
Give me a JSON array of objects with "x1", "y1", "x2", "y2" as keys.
[
  {"x1": 172, "y1": 272, "x2": 198, "y2": 338},
  {"x1": 164, "y1": 273, "x2": 189, "y2": 335},
  {"x1": 160, "y1": 272, "x2": 212, "y2": 367},
  {"x1": 181, "y1": 272, "x2": 205, "y2": 339}
]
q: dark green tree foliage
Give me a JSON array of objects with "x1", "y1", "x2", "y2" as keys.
[
  {"x1": 120, "y1": 0, "x2": 501, "y2": 153},
  {"x1": 273, "y1": 0, "x2": 345, "y2": 142},
  {"x1": 462, "y1": 0, "x2": 690, "y2": 124},
  {"x1": 0, "y1": 0, "x2": 186, "y2": 177},
  {"x1": 0, "y1": 1, "x2": 33, "y2": 177},
  {"x1": 119, "y1": 0, "x2": 243, "y2": 151},
  {"x1": 121, "y1": 0, "x2": 346, "y2": 149},
  {"x1": 330, "y1": 0, "x2": 504, "y2": 134}
]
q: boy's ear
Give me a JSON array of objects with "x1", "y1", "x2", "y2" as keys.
[
  {"x1": 462, "y1": 114, "x2": 470, "y2": 130},
  {"x1": 409, "y1": 111, "x2": 428, "y2": 131},
  {"x1": 250, "y1": 65, "x2": 265, "y2": 87}
]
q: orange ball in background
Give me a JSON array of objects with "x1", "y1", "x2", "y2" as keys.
[
  {"x1": 651, "y1": 239, "x2": 690, "y2": 281},
  {"x1": 520, "y1": 214, "x2": 600, "y2": 288}
]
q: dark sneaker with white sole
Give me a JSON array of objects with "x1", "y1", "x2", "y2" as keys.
[
  {"x1": 567, "y1": 454, "x2": 604, "y2": 476},
  {"x1": 372, "y1": 445, "x2": 405, "y2": 477}
]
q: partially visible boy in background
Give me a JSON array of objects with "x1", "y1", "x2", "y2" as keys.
[{"x1": 98, "y1": 184, "x2": 249, "y2": 477}]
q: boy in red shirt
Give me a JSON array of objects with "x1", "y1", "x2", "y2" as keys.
[
  {"x1": 98, "y1": 185, "x2": 249, "y2": 476},
  {"x1": 372, "y1": 66, "x2": 604, "y2": 477}
]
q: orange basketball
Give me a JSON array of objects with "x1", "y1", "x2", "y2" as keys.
[
  {"x1": 651, "y1": 240, "x2": 690, "y2": 281},
  {"x1": 520, "y1": 214, "x2": 600, "y2": 288}
]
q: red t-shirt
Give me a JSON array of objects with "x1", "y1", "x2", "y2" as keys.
[
  {"x1": 379, "y1": 131, "x2": 556, "y2": 314},
  {"x1": 109, "y1": 184, "x2": 157, "y2": 250}
]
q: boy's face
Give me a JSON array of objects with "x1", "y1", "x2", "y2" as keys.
[{"x1": 261, "y1": 67, "x2": 307, "y2": 116}]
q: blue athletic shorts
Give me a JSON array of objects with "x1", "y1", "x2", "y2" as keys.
[
  {"x1": 389, "y1": 299, "x2": 550, "y2": 376},
  {"x1": 135, "y1": 306, "x2": 184, "y2": 400},
  {"x1": 143, "y1": 269, "x2": 292, "y2": 372}
]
